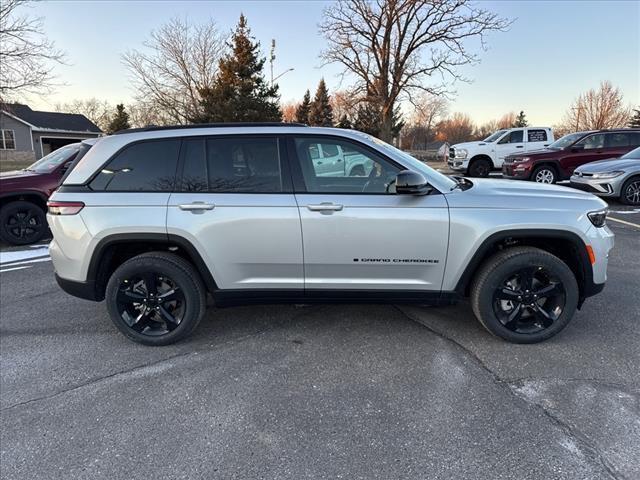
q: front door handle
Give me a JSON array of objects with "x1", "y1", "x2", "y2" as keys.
[
  {"x1": 179, "y1": 202, "x2": 215, "y2": 211},
  {"x1": 515, "y1": 145, "x2": 523, "y2": 148},
  {"x1": 307, "y1": 203, "x2": 344, "y2": 212}
]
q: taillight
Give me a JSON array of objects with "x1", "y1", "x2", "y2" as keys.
[{"x1": 47, "y1": 201, "x2": 85, "y2": 215}]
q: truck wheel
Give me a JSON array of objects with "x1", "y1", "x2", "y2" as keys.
[
  {"x1": 349, "y1": 165, "x2": 366, "y2": 176},
  {"x1": 470, "y1": 247, "x2": 578, "y2": 344},
  {"x1": 620, "y1": 176, "x2": 640, "y2": 205},
  {"x1": 105, "y1": 252, "x2": 207, "y2": 346},
  {"x1": 0, "y1": 200, "x2": 48, "y2": 245},
  {"x1": 532, "y1": 165, "x2": 557, "y2": 184},
  {"x1": 468, "y1": 158, "x2": 491, "y2": 177}
]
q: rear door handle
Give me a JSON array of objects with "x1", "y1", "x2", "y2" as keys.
[
  {"x1": 515, "y1": 145, "x2": 524, "y2": 148},
  {"x1": 307, "y1": 203, "x2": 344, "y2": 212},
  {"x1": 178, "y1": 202, "x2": 215, "y2": 211}
]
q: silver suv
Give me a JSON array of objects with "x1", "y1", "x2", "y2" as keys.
[{"x1": 47, "y1": 124, "x2": 614, "y2": 346}]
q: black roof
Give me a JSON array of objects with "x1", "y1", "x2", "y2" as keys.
[
  {"x1": 113, "y1": 122, "x2": 308, "y2": 135},
  {"x1": 2, "y1": 103, "x2": 102, "y2": 133}
]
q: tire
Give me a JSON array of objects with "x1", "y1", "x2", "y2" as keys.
[
  {"x1": 105, "y1": 252, "x2": 207, "y2": 346},
  {"x1": 0, "y1": 200, "x2": 48, "y2": 245},
  {"x1": 349, "y1": 165, "x2": 366, "y2": 177},
  {"x1": 470, "y1": 246, "x2": 578, "y2": 344},
  {"x1": 620, "y1": 176, "x2": 640, "y2": 205},
  {"x1": 467, "y1": 158, "x2": 492, "y2": 177},
  {"x1": 532, "y1": 165, "x2": 557, "y2": 184}
]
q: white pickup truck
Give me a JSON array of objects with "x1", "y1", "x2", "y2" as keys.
[{"x1": 448, "y1": 127, "x2": 554, "y2": 177}]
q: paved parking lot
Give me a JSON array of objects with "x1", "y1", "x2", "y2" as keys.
[{"x1": 1, "y1": 205, "x2": 638, "y2": 480}]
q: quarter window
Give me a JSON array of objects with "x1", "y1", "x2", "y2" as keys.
[
  {"x1": 0, "y1": 129, "x2": 15, "y2": 150},
  {"x1": 294, "y1": 137, "x2": 400, "y2": 194},
  {"x1": 90, "y1": 139, "x2": 180, "y2": 191},
  {"x1": 527, "y1": 129, "x2": 547, "y2": 142}
]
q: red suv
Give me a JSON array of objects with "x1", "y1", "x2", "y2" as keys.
[
  {"x1": 502, "y1": 129, "x2": 640, "y2": 183},
  {"x1": 0, "y1": 142, "x2": 92, "y2": 245}
]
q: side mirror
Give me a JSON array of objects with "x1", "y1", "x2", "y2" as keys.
[{"x1": 395, "y1": 170, "x2": 432, "y2": 195}]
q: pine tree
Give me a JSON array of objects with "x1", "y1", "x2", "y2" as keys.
[
  {"x1": 194, "y1": 14, "x2": 281, "y2": 123},
  {"x1": 309, "y1": 79, "x2": 333, "y2": 126},
  {"x1": 353, "y1": 102, "x2": 403, "y2": 140},
  {"x1": 107, "y1": 104, "x2": 130, "y2": 133},
  {"x1": 513, "y1": 110, "x2": 528, "y2": 127},
  {"x1": 295, "y1": 90, "x2": 311, "y2": 124},
  {"x1": 629, "y1": 108, "x2": 640, "y2": 128},
  {"x1": 336, "y1": 114, "x2": 352, "y2": 129}
]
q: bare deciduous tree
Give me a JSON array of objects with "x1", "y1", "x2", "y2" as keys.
[
  {"x1": 435, "y1": 112, "x2": 475, "y2": 144},
  {"x1": 411, "y1": 92, "x2": 448, "y2": 131},
  {"x1": 122, "y1": 17, "x2": 225, "y2": 124},
  {"x1": 560, "y1": 81, "x2": 631, "y2": 132},
  {"x1": 320, "y1": 0, "x2": 510, "y2": 141},
  {"x1": 497, "y1": 111, "x2": 517, "y2": 129},
  {"x1": 280, "y1": 101, "x2": 298, "y2": 122},
  {"x1": 55, "y1": 98, "x2": 112, "y2": 132},
  {"x1": 0, "y1": 0, "x2": 65, "y2": 96}
]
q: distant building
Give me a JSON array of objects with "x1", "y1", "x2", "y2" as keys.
[{"x1": 0, "y1": 104, "x2": 102, "y2": 162}]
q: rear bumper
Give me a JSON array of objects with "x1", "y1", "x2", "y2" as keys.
[{"x1": 55, "y1": 274, "x2": 101, "y2": 302}]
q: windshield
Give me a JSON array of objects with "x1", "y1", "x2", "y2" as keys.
[
  {"x1": 621, "y1": 146, "x2": 640, "y2": 159},
  {"x1": 27, "y1": 144, "x2": 80, "y2": 173},
  {"x1": 547, "y1": 132, "x2": 586, "y2": 150},
  {"x1": 359, "y1": 133, "x2": 458, "y2": 190},
  {"x1": 483, "y1": 130, "x2": 508, "y2": 142}
]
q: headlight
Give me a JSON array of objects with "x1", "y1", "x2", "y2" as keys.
[
  {"x1": 591, "y1": 170, "x2": 624, "y2": 179},
  {"x1": 512, "y1": 157, "x2": 530, "y2": 163},
  {"x1": 454, "y1": 149, "x2": 468, "y2": 159},
  {"x1": 587, "y1": 209, "x2": 608, "y2": 228}
]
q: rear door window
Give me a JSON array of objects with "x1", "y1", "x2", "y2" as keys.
[
  {"x1": 527, "y1": 129, "x2": 547, "y2": 142},
  {"x1": 178, "y1": 136, "x2": 286, "y2": 193},
  {"x1": 90, "y1": 139, "x2": 180, "y2": 191}
]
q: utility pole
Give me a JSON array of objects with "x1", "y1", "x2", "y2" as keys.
[{"x1": 270, "y1": 39, "x2": 276, "y2": 85}]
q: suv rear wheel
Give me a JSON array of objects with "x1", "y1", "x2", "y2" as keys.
[
  {"x1": 0, "y1": 200, "x2": 48, "y2": 245},
  {"x1": 470, "y1": 247, "x2": 578, "y2": 344},
  {"x1": 105, "y1": 252, "x2": 206, "y2": 346},
  {"x1": 532, "y1": 165, "x2": 557, "y2": 184}
]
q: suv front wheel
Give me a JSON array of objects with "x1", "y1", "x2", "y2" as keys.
[
  {"x1": 531, "y1": 165, "x2": 557, "y2": 184},
  {"x1": 470, "y1": 247, "x2": 578, "y2": 343},
  {"x1": 105, "y1": 252, "x2": 206, "y2": 346}
]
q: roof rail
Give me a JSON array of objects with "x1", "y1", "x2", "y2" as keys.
[{"x1": 113, "y1": 122, "x2": 309, "y2": 135}]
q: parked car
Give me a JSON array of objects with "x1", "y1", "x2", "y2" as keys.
[
  {"x1": 503, "y1": 129, "x2": 640, "y2": 184},
  {"x1": 308, "y1": 142, "x2": 374, "y2": 177},
  {"x1": 570, "y1": 146, "x2": 640, "y2": 204},
  {"x1": 0, "y1": 140, "x2": 95, "y2": 245},
  {"x1": 448, "y1": 127, "x2": 554, "y2": 177},
  {"x1": 47, "y1": 124, "x2": 612, "y2": 346}
]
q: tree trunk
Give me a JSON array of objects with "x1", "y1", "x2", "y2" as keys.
[{"x1": 379, "y1": 106, "x2": 394, "y2": 143}]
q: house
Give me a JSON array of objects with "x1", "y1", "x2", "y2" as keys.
[{"x1": 0, "y1": 103, "x2": 102, "y2": 163}]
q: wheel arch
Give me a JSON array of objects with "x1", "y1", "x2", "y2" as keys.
[
  {"x1": 454, "y1": 229, "x2": 596, "y2": 307},
  {"x1": 468, "y1": 154, "x2": 494, "y2": 167},
  {"x1": 0, "y1": 191, "x2": 48, "y2": 211},
  {"x1": 88, "y1": 233, "x2": 217, "y2": 301}
]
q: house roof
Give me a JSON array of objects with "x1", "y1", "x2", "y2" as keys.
[{"x1": 2, "y1": 103, "x2": 102, "y2": 133}]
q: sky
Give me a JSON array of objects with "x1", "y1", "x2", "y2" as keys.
[{"x1": 20, "y1": 0, "x2": 640, "y2": 126}]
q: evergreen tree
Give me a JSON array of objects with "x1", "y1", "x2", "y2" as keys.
[
  {"x1": 309, "y1": 79, "x2": 333, "y2": 126},
  {"x1": 194, "y1": 14, "x2": 281, "y2": 123},
  {"x1": 629, "y1": 108, "x2": 640, "y2": 128},
  {"x1": 295, "y1": 90, "x2": 311, "y2": 124},
  {"x1": 513, "y1": 110, "x2": 528, "y2": 127},
  {"x1": 107, "y1": 104, "x2": 130, "y2": 133},
  {"x1": 353, "y1": 102, "x2": 403, "y2": 139},
  {"x1": 336, "y1": 114, "x2": 352, "y2": 129}
]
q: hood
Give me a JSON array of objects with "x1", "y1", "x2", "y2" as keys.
[
  {"x1": 446, "y1": 177, "x2": 607, "y2": 211},
  {"x1": 451, "y1": 141, "x2": 490, "y2": 150},
  {"x1": 507, "y1": 148, "x2": 557, "y2": 159},
  {"x1": 575, "y1": 158, "x2": 640, "y2": 173}
]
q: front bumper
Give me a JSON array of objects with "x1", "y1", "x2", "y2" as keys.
[
  {"x1": 570, "y1": 175, "x2": 618, "y2": 197},
  {"x1": 447, "y1": 160, "x2": 466, "y2": 171},
  {"x1": 502, "y1": 163, "x2": 531, "y2": 179}
]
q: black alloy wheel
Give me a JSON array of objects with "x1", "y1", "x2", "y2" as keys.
[
  {"x1": 116, "y1": 272, "x2": 186, "y2": 336},
  {"x1": 468, "y1": 159, "x2": 491, "y2": 177},
  {"x1": 492, "y1": 266, "x2": 566, "y2": 334},
  {"x1": 0, "y1": 201, "x2": 47, "y2": 245},
  {"x1": 105, "y1": 252, "x2": 206, "y2": 345}
]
